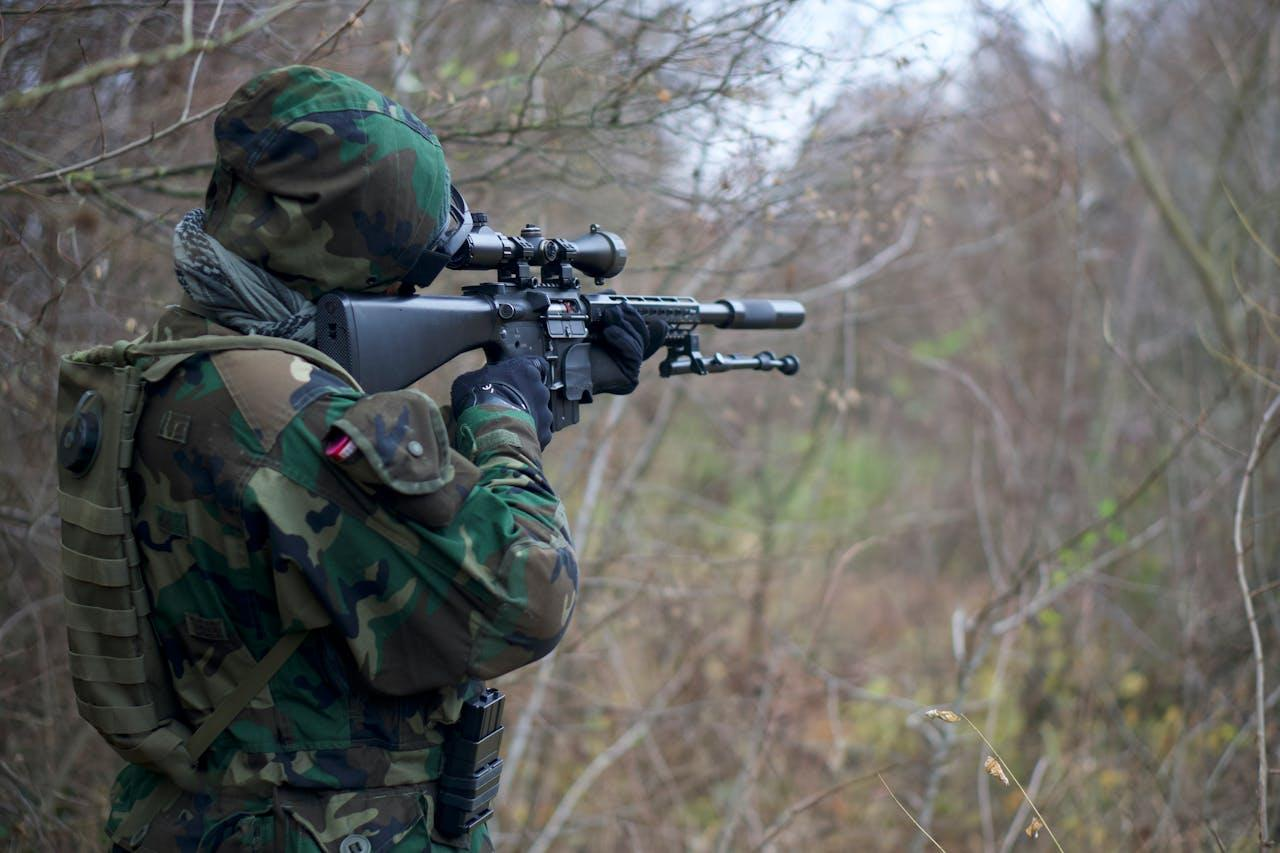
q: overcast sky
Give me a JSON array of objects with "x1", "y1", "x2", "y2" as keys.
[
  {"x1": 732, "y1": 0, "x2": 1094, "y2": 167},
  {"x1": 798, "y1": 0, "x2": 1092, "y2": 65}
]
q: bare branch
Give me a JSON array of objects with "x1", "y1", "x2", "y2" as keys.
[
  {"x1": 0, "y1": 0, "x2": 304, "y2": 113},
  {"x1": 1232, "y1": 390, "x2": 1280, "y2": 846},
  {"x1": 1090, "y1": 0, "x2": 1235, "y2": 352}
]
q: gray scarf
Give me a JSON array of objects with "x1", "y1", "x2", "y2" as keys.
[{"x1": 173, "y1": 208, "x2": 315, "y2": 343}]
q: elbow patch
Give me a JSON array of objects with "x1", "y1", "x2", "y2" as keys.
[
  {"x1": 467, "y1": 541, "x2": 578, "y2": 681},
  {"x1": 327, "y1": 389, "x2": 480, "y2": 527}
]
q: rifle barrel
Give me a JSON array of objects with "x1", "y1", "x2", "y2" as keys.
[
  {"x1": 590, "y1": 294, "x2": 805, "y2": 330},
  {"x1": 698, "y1": 298, "x2": 805, "y2": 329}
]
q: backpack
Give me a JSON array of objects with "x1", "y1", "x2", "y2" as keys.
[{"x1": 54, "y1": 333, "x2": 360, "y2": 846}]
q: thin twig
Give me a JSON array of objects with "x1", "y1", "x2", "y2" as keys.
[
  {"x1": 0, "y1": 0, "x2": 361, "y2": 196},
  {"x1": 0, "y1": 0, "x2": 303, "y2": 112},
  {"x1": 1233, "y1": 391, "x2": 1279, "y2": 846},
  {"x1": 753, "y1": 769, "x2": 894, "y2": 850},
  {"x1": 181, "y1": 0, "x2": 226, "y2": 119},
  {"x1": 988, "y1": 468, "x2": 1229, "y2": 636},
  {"x1": 792, "y1": 213, "x2": 919, "y2": 302},
  {"x1": 76, "y1": 39, "x2": 107, "y2": 156},
  {"x1": 1091, "y1": 0, "x2": 1234, "y2": 351},
  {"x1": 879, "y1": 773, "x2": 946, "y2": 852},
  {"x1": 524, "y1": 635, "x2": 709, "y2": 853},
  {"x1": 971, "y1": 377, "x2": 1236, "y2": 637},
  {"x1": 0, "y1": 594, "x2": 59, "y2": 646},
  {"x1": 298, "y1": 0, "x2": 375, "y2": 64},
  {"x1": 0, "y1": 104, "x2": 222, "y2": 193},
  {"x1": 27, "y1": 163, "x2": 213, "y2": 196}
]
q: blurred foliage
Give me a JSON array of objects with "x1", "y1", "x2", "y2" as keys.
[{"x1": 2, "y1": 0, "x2": 1280, "y2": 850}]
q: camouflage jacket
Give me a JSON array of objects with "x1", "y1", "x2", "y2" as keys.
[{"x1": 105, "y1": 305, "x2": 577, "y2": 851}]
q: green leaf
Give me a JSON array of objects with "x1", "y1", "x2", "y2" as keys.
[
  {"x1": 498, "y1": 50, "x2": 520, "y2": 68},
  {"x1": 1106, "y1": 522, "x2": 1127, "y2": 545},
  {"x1": 910, "y1": 326, "x2": 970, "y2": 360},
  {"x1": 908, "y1": 315, "x2": 986, "y2": 360}
]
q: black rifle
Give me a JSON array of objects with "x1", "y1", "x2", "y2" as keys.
[{"x1": 315, "y1": 208, "x2": 805, "y2": 432}]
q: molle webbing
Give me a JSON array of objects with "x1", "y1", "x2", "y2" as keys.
[{"x1": 56, "y1": 355, "x2": 173, "y2": 753}]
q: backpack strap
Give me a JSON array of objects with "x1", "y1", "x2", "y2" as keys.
[
  {"x1": 103, "y1": 332, "x2": 353, "y2": 848},
  {"x1": 111, "y1": 630, "x2": 310, "y2": 847},
  {"x1": 72, "y1": 333, "x2": 363, "y2": 392}
]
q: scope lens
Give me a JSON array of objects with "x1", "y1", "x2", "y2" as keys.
[{"x1": 569, "y1": 229, "x2": 627, "y2": 279}]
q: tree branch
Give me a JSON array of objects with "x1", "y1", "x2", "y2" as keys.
[
  {"x1": 0, "y1": 0, "x2": 303, "y2": 113},
  {"x1": 1233, "y1": 390, "x2": 1280, "y2": 846},
  {"x1": 1090, "y1": 0, "x2": 1235, "y2": 352}
]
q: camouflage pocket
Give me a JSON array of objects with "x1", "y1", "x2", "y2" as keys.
[
  {"x1": 328, "y1": 390, "x2": 480, "y2": 528},
  {"x1": 274, "y1": 784, "x2": 433, "y2": 852},
  {"x1": 331, "y1": 390, "x2": 453, "y2": 494},
  {"x1": 114, "y1": 787, "x2": 273, "y2": 852}
]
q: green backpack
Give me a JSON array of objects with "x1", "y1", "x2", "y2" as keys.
[{"x1": 54, "y1": 333, "x2": 359, "y2": 845}]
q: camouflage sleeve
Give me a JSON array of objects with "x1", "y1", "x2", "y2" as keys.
[{"x1": 244, "y1": 384, "x2": 577, "y2": 696}]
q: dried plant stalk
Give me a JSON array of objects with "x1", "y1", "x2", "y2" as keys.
[
  {"x1": 878, "y1": 773, "x2": 947, "y2": 852},
  {"x1": 983, "y1": 755, "x2": 1010, "y2": 786},
  {"x1": 923, "y1": 708, "x2": 1064, "y2": 852}
]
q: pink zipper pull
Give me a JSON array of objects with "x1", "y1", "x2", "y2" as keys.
[{"x1": 323, "y1": 432, "x2": 358, "y2": 462}]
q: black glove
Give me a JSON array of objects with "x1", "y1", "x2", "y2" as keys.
[
  {"x1": 593, "y1": 302, "x2": 668, "y2": 395},
  {"x1": 451, "y1": 356, "x2": 554, "y2": 450}
]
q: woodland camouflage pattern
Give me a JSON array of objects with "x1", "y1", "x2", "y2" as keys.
[
  {"x1": 204, "y1": 65, "x2": 452, "y2": 298},
  {"x1": 106, "y1": 306, "x2": 577, "y2": 851}
]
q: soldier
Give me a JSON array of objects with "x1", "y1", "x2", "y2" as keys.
[{"x1": 85, "y1": 65, "x2": 663, "y2": 851}]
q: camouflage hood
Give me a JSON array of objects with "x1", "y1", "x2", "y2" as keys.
[{"x1": 203, "y1": 65, "x2": 453, "y2": 298}]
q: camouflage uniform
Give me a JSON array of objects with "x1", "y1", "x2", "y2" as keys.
[{"x1": 101, "y1": 67, "x2": 577, "y2": 851}]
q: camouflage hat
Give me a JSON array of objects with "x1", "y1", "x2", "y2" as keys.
[{"x1": 204, "y1": 65, "x2": 452, "y2": 298}]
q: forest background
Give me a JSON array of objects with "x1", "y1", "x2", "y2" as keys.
[{"x1": 1, "y1": 0, "x2": 1278, "y2": 849}]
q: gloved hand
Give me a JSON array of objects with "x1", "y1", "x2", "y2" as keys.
[
  {"x1": 593, "y1": 301, "x2": 668, "y2": 395},
  {"x1": 451, "y1": 356, "x2": 554, "y2": 449}
]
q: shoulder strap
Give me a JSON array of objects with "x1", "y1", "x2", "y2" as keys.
[
  {"x1": 129, "y1": 334, "x2": 363, "y2": 392},
  {"x1": 186, "y1": 630, "x2": 309, "y2": 760},
  {"x1": 70, "y1": 334, "x2": 362, "y2": 392},
  {"x1": 111, "y1": 630, "x2": 310, "y2": 847}
]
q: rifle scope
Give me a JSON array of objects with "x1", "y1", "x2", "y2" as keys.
[{"x1": 448, "y1": 214, "x2": 627, "y2": 282}]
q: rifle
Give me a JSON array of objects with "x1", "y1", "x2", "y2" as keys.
[{"x1": 315, "y1": 201, "x2": 805, "y2": 432}]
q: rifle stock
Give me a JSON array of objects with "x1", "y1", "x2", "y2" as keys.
[{"x1": 317, "y1": 294, "x2": 497, "y2": 393}]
